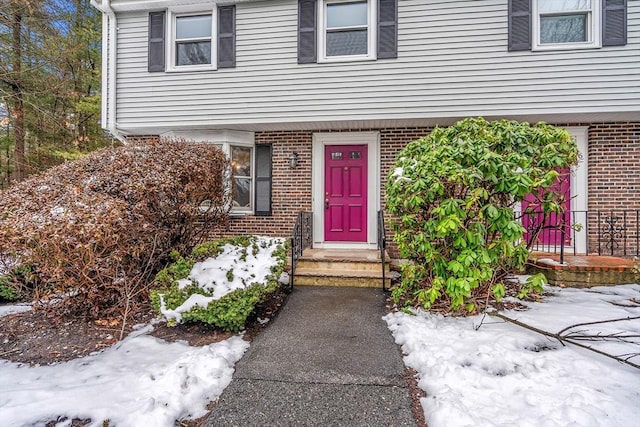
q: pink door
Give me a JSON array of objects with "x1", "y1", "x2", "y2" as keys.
[
  {"x1": 324, "y1": 145, "x2": 368, "y2": 242},
  {"x1": 523, "y1": 168, "x2": 571, "y2": 246}
]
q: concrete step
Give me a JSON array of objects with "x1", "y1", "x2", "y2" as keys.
[
  {"x1": 291, "y1": 249, "x2": 391, "y2": 288},
  {"x1": 295, "y1": 258, "x2": 386, "y2": 272},
  {"x1": 293, "y1": 269, "x2": 390, "y2": 288}
]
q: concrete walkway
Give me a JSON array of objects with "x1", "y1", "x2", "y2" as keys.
[{"x1": 205, "y1": 286, "x2": 415, "y2": 426}]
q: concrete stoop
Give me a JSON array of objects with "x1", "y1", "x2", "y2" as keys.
[{"x1": 292, "y1": 249, "x2": 391, "y2": 288}]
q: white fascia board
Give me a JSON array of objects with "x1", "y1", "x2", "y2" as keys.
[{"x1": 109, "y1": 0, "x2": 270, "y2": 12}]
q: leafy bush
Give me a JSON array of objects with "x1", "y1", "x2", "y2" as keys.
[
  {"x1": 386, "y1": 118, "x2": 578, "y2": 312},
  {"x1": 0, "y1": 139, "x2": 231, "y2": 319},
  {"x1": 0, "y1": 279, "x2": 21, "y2": 302},
  {"x1": 150, "y1": 236, "x2": 288, "y2": 332},
  {"x1": 0, "y1": 264, "x2": 36, "y2": 302}
]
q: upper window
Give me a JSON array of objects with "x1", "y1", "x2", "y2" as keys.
[
  {"x1": 532, "y1": 0, "x2": 600, "y2": 50},
  {"x1": 148, "y1": 6, "x2": 235, "y2": 73},
  {"x1": 175, "y1": 14, "x2": 212, "y2": 66},
  {"x1": 508, "y1": 0, "x2": 626, "y2": 52},
  {"x1": 169, "y1": 11, "x2": 215, "y2": 70},
  {"x1": 298, "y1": 0, "x2": 397, "y2": 64},
  {"x1": 319, "y1": 0, "x2": 376, "y2": 61}
]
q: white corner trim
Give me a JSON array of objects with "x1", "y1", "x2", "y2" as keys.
[{"x1": 312, "y1": 132, "x2": 380, "y2": 248}]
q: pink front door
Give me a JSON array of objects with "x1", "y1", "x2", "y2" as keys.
[
  {"x1": 523, "y1": 168, "x2": 571, "y2": 246},
  {"x1": 324, "y1": 145, "x2": 368, "y2": 242}
]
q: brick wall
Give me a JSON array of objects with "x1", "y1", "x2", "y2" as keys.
[
  {"x1": 123, "y1": 122, "x2": 640, "y2": 257},
  {"x1": 224, "y1": 131, "x2": 314, "y2": 237},
  {"x1": 585, "y1": 122, "x2": 640, "y2": 255}
]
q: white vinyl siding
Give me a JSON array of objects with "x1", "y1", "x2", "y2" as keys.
[{"x1": 114, "y1": 0, "x2": 640, "y2": 132}]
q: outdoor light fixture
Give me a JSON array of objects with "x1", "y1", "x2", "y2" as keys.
[{"x1": 289, "y1": 152, "x2": 299, "y2": 168}]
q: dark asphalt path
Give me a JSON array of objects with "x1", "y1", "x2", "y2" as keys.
[{"x1": 205, "y1": 286, "x2": 415, "y2": 427}]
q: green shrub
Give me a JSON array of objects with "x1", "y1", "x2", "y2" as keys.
[
  {"x1": 150, "y1": 236, "x2": 288, "y2": 331},
  {"x1": 386, "y1": 118, "x2": 578, "y2": 312},
  {"x1": 0, "y1": 279, "x2": 21, "y2": 302},
  {"x1": 0, "y1": 264, "x2": 37, "y2": 302}
]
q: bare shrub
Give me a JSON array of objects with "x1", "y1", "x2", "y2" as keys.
[{"x1": 0, "y1": 139, "x2": 231, "y2": 322}]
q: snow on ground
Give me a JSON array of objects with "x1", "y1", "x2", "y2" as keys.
[
  {"x1": 386, "y1": 283, "x2": 640, "y2": 427},
  {"x1": 0, "y1": 326, "x2": 248, "y2": 427},
  {"x1": 0, "y1": 237, "x2": 289, "y2": 426},
  {"x1": 160, "y1": 237, "x2": 284, "y2": 322},
  {"x1": 0, "y1": 302, "x2": 31, "y2": 317}
]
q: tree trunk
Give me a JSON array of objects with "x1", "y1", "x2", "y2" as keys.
[{"x1": 11, "y1": 10, "x2": 26, "y2": 182}]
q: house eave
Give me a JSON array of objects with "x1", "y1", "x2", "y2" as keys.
[
  {"x1": 106, "y1": 0, "x2": 270, "y2": 12},
  {"x1": 114, "y1": 111, "x2": 640, "y2": 136}
]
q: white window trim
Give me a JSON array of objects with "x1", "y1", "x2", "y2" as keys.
[
  {"x1": 312, "y1": 132, "x2": 380, "y2": 249},
  {"x1": 318, "y1": 0, "x2": 377, "y2": 63},
  {"x1": 166, "y1": 7, "x2": 217, "y2": 72},
  {"x1": 160, "y1": 130, "x2": 255, "y2": 214},
  {"x1": 532, "y1": 0, "x2": 601, "y2": 51},
  {"x1": 229, "y1": 144, "x2": 255, "y2": 215}
]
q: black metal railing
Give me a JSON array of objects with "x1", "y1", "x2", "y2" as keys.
[
  {"x1": 516, "y1": 209, "x2": 640, "y2": 264},
  {"x1": 290, "y1": 211, "x2": 312, "y2": 292},
  {"x1": 377, "y1": 210, "x2": 388, "y2": 292}
]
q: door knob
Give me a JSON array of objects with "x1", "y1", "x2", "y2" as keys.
[{"x1": 325, "y1": 199, "x2": 329, "y2": 209}]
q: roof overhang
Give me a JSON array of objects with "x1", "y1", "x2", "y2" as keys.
[
  {"x1": 114, "y1": 111, "x2": 640, "y2": 136},
  {"x1": 103, "y1": 0, "x2": 270, "y2": 12}
]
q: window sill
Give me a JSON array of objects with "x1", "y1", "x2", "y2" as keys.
[
  {"x1": 318, "y1": 55, "x2": 377, "y2": 64},
  {"x1": 165, "y1": 65, "x2": 217, "y2": 73},
  {"x1": 532, "y1": 42, "x2": 601, "y2": 52},
  {"x1": 230, "y1": 211, "x2": 252, "y2": 218}
]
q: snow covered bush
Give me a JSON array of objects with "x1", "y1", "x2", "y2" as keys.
[
  {"x1": 0, "y1": 139, "x2": 231, "y2": 319},
  {"x1": 386, "y1": 118, "x2": 579, "y2": 313},
  {"x1": 151, "y1": 236, "x2": 288, "y2": 331}
]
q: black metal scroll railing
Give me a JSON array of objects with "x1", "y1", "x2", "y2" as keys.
[
  {"x1": 377, "y1": 210, "x2": 388, "y2": 292},
  {"x1": 290, "y1": 211, "x2": 312, "y2": 292},
  {"x1": 516, "y1": 209, "x2": 640, "y2": 263}
]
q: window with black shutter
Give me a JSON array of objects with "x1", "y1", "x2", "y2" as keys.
[
  {"x1": 508, "y1": 0, "x2": 626, "y2": 51},
  {"x1": 298, "y1": 0, "x2": 397, "y2": 63},
  {"x1": 148, "y1": 6, "x2": 236, "y2": 72}
]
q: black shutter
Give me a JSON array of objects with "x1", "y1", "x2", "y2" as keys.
[
  {"x1": 218, "y1": 5, "x2": 236, "y2": 68},
  {"x1": 148, "y1": 11, "x2": 166, "y2": 72},
  {"x1": 378, "y1": 0, "x2": 397, "y2": 59},
  {"x1": 603, "y1": 0, "x2": 626, "y2": 46},
  {"x1": 255, "y1": 145, "x2": 272, "y2": 216},
  {"x1": 508, "y1": 0, "x2": 531, "y2": 51},
  {"x1": 298, "y1": 0, "x2": 317, "y2": 64}
]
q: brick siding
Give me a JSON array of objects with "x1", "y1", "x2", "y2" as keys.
[
  {"x1": 125, "y1": 121, "x2": 640, "y2": 257},
  {"x1": 586, "y1": 122, "x2": 640, "y2": 255}
]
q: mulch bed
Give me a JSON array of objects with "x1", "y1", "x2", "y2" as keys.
[{"x1": 0, "y1": 288, "x2": 288, "y2": 366}]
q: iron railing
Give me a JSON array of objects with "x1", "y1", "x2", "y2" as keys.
[
  {"x1": 290, "y1": 211, "x2": 312, "y2": 292},
  {"x1": 377, "y1": 210, "x2": 389, "y2": 292},
  {"x1": 517, "y1": 209, "x2": 640, "y2": 264}
]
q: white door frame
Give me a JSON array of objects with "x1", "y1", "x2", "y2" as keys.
[
  {"x1": 520, "y1": 126, "x2": 588, "y2": 254},
  {"x1": 567, "y1": 126, "x2": 588, "y2": 254},
  {"x1": 312, "y1": 132, "x2": 380, "y2": 249}
]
